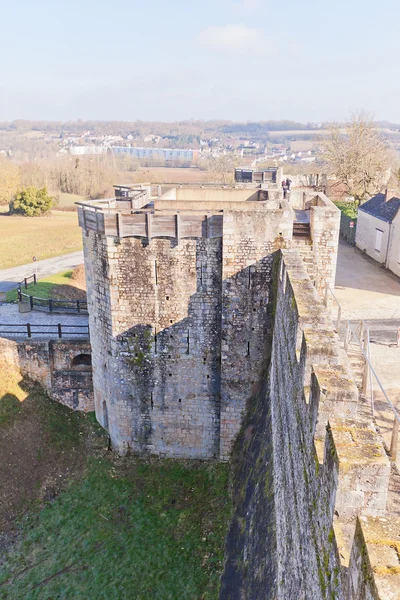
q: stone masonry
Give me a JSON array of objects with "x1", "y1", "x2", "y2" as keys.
[
  {"x1": 78, "y1": 186, "x2": 340, "y2": 459},
  {"x1": 0, "y1": 337, "x2": 93, "y2": 411},
  {"x1": 220, "y1": 250, "x2": 398, "y2": 600}
]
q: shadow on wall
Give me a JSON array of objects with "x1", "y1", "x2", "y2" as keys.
[{"x1": 92, "y1": 239, "x2": 280, "y2": 459}]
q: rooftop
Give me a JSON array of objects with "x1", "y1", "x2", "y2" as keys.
[{"x1": 359, "y1": 193, "x2": 400, "y2": 223}]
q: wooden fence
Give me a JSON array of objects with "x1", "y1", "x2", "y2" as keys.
[
  {"x1": 77, "y1": 206, "x2": 223, "y2": 240},
  {"x1": 0, "y1": 323, "x2": 89, "y2": 339},
  {"x1": 18, "y1": 292, "x2": 88, "y2": 314}
]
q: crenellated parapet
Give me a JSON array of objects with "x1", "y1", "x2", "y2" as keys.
[{"x1": 221, "y1": 249, "x2": 395, "y2": 600}]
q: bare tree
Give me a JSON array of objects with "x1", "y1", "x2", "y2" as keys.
[
  {"x1": 322, "y1": 113, "x2": 390, "y2": 206},
  {"x1": 207, "y1": 155, "x2": 239, "y2": 184},
  {"x1": 0, "y1": 158, "x2": 20, "y2": 205}
]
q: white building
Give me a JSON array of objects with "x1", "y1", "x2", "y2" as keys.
[{"x1": 356, "y1": 192, "x2": 400, "y2": 277}]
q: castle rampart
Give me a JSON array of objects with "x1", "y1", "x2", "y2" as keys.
[
  {"x1": 220, "y1": 250, "x2": 397, "y2": 599},
  {"x1": 0, "y1": 337, "x2": 93, "y2": 411},
  {"x1": 77, "y1": 186, "x2": 340, "y2": 459}
]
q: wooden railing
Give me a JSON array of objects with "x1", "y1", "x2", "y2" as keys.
[
  {"x1": 76, "y1": 204, "x2": 224, "y2": 240},
  {"x1": 17, "y1": 273, "x2": 37, "y2": 290},
  {"x1": 18, "y1": 292, "x2": 88, "y2": 314},
  {"x1": 0, "y1": 323, "x2": 89, "y2": 339}
]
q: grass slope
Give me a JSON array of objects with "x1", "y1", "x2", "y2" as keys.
[
  {"x1": 0, "y1": 459, "x2": 229, "y2": 599},
  {"x1": 0, "y1": 376, "x2": 230, "y2": 599},
  {"x1": 0, "y1": 211, "x2": 82, "y2": 270},
  {"x1": 6, "y1": 270, "x2": 86, "y2": 302}
]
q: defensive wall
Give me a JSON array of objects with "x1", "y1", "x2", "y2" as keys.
[
  {"x1": 77, "y1": 186, "x2": 340, "y2": 459},
  {"x1": 220, "y1": 250, "x2": 400, "y2": 599},
  {"x1": 0, "y1": 337, "x2": 93, "y2": 411}
]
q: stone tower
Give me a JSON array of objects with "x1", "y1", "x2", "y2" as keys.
[{"x1": 77, "y1": 185, "x2": 339, "y2": 459}]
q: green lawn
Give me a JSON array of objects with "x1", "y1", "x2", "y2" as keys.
[
  {"x1": 0, "y1": 211, "x2": 82, "y2": 269},
  {"x1": 0, "y1": 458, "x2": 229, "y2": 600},
  {"x1": 6, "y1": 270, "x2": 75, "y2": 302},
  {"x1": 0, "y1": 376, "x2": 231, "y2": 599}
]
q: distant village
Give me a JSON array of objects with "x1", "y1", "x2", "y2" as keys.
[{"x1": 57, "y1": 129, "x2": 319, "y2": 167}]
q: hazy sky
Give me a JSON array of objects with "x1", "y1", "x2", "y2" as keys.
[{"x1": 0, "y1": 0, "x2": 399, "y2": 122}]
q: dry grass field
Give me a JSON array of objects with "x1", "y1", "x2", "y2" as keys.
[
  {"x1": 52, "y1": 192, "x2": 89, "y2": 211},
  {"x1": 128, "y1": 167, "x2": 216, "y2": 184},
  {"x1": 0, "y1": 211, "x2": 82, "y2": 269}
]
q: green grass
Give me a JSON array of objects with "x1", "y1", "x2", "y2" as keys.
[
  {"x1": 0, "y1": 376, "x2": 231, "y2": 599},
  {"x1": 6, "y1": 270, "x2": 74, "y2": 302},
  {"x1": 334, "y1": 201, "x2": 358, "y2": 219},
  {"x1": 0, "y1": 211, "x2": 82, "y2": 269},
  {"x1": 0, "y1": 457, "x2": 230, "y2": 600}
]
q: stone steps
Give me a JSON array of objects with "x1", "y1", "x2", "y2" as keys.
[{"x1": 292, "y1": 236, "x2": 316, "y2": 281}]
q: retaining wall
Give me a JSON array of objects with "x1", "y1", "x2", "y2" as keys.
[
  {"x1": 0, "y1": 337, "x2": 93, "y2": 411},
  {"x1": 220, "y1": 250, "x2": 394, "y2": 599}
]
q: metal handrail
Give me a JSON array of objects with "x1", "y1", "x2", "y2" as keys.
[
  {"x1": 345, "y1": 319, "x2": 400, "y2": 427},
  {"x1": 325, "y1": 284, "x2": 342, "y2": 330},
  {"x1": 328, "y1": 285, "x2": 400, "y2": 461}
]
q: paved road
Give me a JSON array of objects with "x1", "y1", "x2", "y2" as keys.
[
  {"x1": 0, "y1": 251, "x2": 84, "y2": 293},
  {"x1": 0, "y1": 304, "x2": 88, "y2": 339},
  {"x1": 335, "y1": 241, "x2": 400, "y2": 322}
]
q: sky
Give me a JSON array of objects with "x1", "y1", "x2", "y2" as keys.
[{"x1": 0, "y1": 0, "x2": 399, "y2": 123}]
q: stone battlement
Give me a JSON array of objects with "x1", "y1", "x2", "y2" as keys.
[{"x1": 221, "y1": 249, "x2": 398, "y2": 600}]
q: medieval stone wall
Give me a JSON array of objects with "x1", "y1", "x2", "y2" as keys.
[
  {"x1": 82, "y1": 208, "x2": 293, "y2": 459},
  {"x1": 0, "y1": 337, "x2": 93, "y2": 411},
  {"x1": 219, "y1": 209, "x2": 292, "y2": 459},
  {"x1": 221, "y1": 250, "x2": 393, "y2": 599}
]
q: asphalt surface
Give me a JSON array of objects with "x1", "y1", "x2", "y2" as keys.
[
  {"x1": 334, "y1": 241, "x2": 400, "y2": 343},
  {"x1": 0, "y1": 251, "x2": 84, "y2": 292},
  {"x1": 0, "y1": 304, "x2": 88, "y2": 339}
]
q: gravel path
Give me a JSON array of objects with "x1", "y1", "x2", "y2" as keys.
[
  {"x1": 0, "y1": 303, "x2": 88, "y2": 339},
  {"x1": 0, "y1": 251, "x2": 84, "y2": 293}
]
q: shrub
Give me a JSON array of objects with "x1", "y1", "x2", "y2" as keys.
[{"x1": 9, "y1": 186, "x2": 54, "y2": 216}]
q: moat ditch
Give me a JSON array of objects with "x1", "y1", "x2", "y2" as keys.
[{"x1": 0, "y1": 371, "x2": 231, "y2": 599}]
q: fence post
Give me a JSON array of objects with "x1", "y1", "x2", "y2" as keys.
[
  {"x1": 362, "y1": 329, "x2": 370, "y2": 396},
  {"x1": 390, "y1": 417, "x2": 399, "y2": 461},
  {"x1": 33, "y1": 274, "x2": 37, "y2": 285},
  {"x1": 344, "y1": 321, "x2": 350, "y2": 352},
  {"x1": 77, "y1": 300, "x2": 80, "y2": 313},
  {"x1": 336, "y1": 305, "x2": 342, "y2": 332},
  {"x1": 29, "y1": 295, "x2": 33, "y2": 310},
  {"x1": 49, "y1": 299, "x2": 53, "y2": 313},
  {"x1": 58, "y1": 323, "x2": 62, "y2": 339},
  {"x1": 17, "y1": 287, "x2": 22, "y2": 302},
  {"x1": 27, "y1": 323, "x2": 31, "y2": 338},
  {"x1": 24, "y1": 278, "x2": 28, "y2": 289}
]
